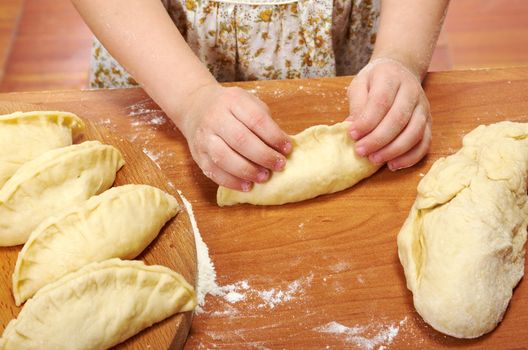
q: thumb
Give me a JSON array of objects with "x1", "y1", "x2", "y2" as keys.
[{"x1": 346, "y1": 73, "x2": 368, "y2": 122}]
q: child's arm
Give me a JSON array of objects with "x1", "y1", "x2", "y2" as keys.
[
  {"x1": 347, "y1": 0, "x2": 450, "y2": 171},
  {"x1": 72, "y1": 0, "x2": 291, "y2": 191}
]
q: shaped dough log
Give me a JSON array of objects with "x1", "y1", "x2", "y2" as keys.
[
  {"x1": 12, "y1": 184, "x2": 180, "y2": 305},
  {"x1": 217, "y1": 121, "x2": 381, "y2": 206},
  {"x1": 397, "y1": 121, "x2": 528, "y2": 338},
  {"x1": 0, "y1": 259, "x2": 196, "y2": 350},
  {"x1": 0, "y1": 141, "x2": 124, "y2": 246},
  {"x1": 0, "y1": 111, "x2": 84, "y2": 187}
]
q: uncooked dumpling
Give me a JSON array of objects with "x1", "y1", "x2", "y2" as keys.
[
  {"x1": 217, "y1": 121, "x2": 382, "y2": 206},
  {"x1": 12, "y1": 184, "x2": 180, "y2": 305},
  {"x1": 0, "y1": 259, "x2": 196, "y2": 350},
  {"x1": 398, "y1": 121, "x2": 528, "y2": 338},
  {"x1": 0, "y1": 111, "x2": 84, "y2": 187},
  {"x1": 0, "y1": 141, "x2": 124, "y2": 246}
]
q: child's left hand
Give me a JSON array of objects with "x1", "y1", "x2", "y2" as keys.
[{"x1": 346, "y1": 58, "x2": 432, "y2": 171}]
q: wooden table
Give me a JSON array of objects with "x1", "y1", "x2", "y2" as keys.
[{"x1": 1, "y1": 67, "x2": 528, "y2": 349}]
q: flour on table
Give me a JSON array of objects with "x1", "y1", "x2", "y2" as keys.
[
  {"x1": 314, "y1": 317, "x2": 407, "y2": 350},
  {"x1": 142, "y1": 147, "x2": 161, "y2": 165},
  {"x1": 257, "y1": 273, "x2": 313, "y2": 309},
  {"x1": 177, "y1": 190, "x2": 218, "y2": 313},
  {"x1": 174, "y1": 188, "x2": 314, "y2": 316},
  {"x1": 125, "y1": 100, "x2": 169, "y2": 147},
  {"x1": 356, "y1": 274, "x2": 365, "y2": 284},
  {"x1": 211, "y1": 280, "x2": 250, "y2": 304},
  {"x1": 329, "y1": 261, "x2": 349, "y2": 273},
  {"x1": 206, "y1": 273, "x2": 314, "y2": 315}
]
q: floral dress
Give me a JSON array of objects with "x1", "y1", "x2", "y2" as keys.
[{"x1": 90, "y1": 0, "x2": 380, "y2": 88}]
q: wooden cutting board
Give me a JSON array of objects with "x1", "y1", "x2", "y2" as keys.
[
  {"x1": 0, "y1": 104, "x2": 197, "y2": 349},
  {"x1": 0, "y1": 67, "x2": 527, "y2": 349}
]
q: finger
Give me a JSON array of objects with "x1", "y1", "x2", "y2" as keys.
[
  {"x1": 355, "y1": 84, "x2": 419, "y2": 156},
  {"x1": 215, "y1": 114, "x2": 287, "y2": 171},
  {"x1": 200, "y1": 158, "x2": 253, "y2": 191},
  {"x1": 349, "y1": 72, "x2": 401, "y2": 141},
  {"x1": 208, "y1": 134, "x2": 270, "y2": 183},
  {"x1": 368, "y1": 103, "x2": 428, "y2": 164},
  {"x1": 387, "y1": 121, "x2": 432, "y2": 171},
  {"x1": 230, "y1": 94, "x2": 292, "y2": 155},
  {"x1": 346, "y1": 73, "x2": 369, "y2": 121}
]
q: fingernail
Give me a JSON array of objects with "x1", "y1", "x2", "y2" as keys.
[
  {"x1": 349, "y1": 129, "x2": 360, "y2": 140},
  {"x1": 241, "y1": 181, "x2": 252, "y2": 192},
  {"x1": 388, "y1": 163, "x2": 400, "y2": 171},
  {"x1": 275, "y1": 157, "x2": 286, "y2": 170},
  {"x1": 369, "y1": 154, "x2": 383, "y2": 164},
  {"x1": 282, "y1": 141, "x2": 292, "y2": 154},
  {"x1": 356, "y1": 145, "x2": 366, "y2": 157},
  {"x1": 257, "y1": 169, "x2": 269, "y2": 182}
]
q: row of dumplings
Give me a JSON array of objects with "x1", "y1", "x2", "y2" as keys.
[{"x1": 0, "y1": 111, "x2": 196, "y2": 349}]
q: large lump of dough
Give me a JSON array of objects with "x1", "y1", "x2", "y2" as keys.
[
  {"x1": 217, "y1": 121, "x2": 382, "y2": 206},
  {"x1": 0, "y1": 111, "x2": 84, "y2": 187},
  {"x1": 0, "y1": 259, "x2": 196, "y2": 350},
  {"x1": 12, "y1": 184, "x2": 180, "y2": 305},
  {"x1": 0, "y1": 141, "x2": 124, "y2": 246},
  {"x1": 397, "y1": 121, "x2": 528, "y2": 338}
]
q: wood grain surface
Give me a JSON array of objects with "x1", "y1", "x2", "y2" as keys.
[
  {"x1": 0, "y1": 67, "x2": 528, "y2": 349},
  {"x1": 0, "y1": 106, "x2": 197, "y2": 350}
]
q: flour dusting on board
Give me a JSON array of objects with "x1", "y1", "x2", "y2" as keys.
[
  {"x1": 314, "y1": 317, "x2": 407, "y2": 350},
  {"x1": 177, "y1": 190, "x2": 218, "y2": 313},
  {"x1": 207, "y1": 273, "x2": 314, "y2": 314},
  {"x1": 257, "y1": 273, "x2": 313, "y2": 309}
]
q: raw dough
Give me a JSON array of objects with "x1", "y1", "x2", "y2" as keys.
[
  {"x1": 397, "y1": 121, "x2": 528, "y2": 338},
  {"x1": 12, "y1": 184, "x2": 180, "y2": 305},
  {"x1": 217, "y1": 121, "x2": 381, "y2": 206},
  {"x1": 0, "y1": 259, "x2": 196, "y2": 350},
  {"x1": 0, "y1": 111, "x2": 84, "y2": 187},
  {"x1": 0, "y1": 141, "x2": 124, "y2": 246}
]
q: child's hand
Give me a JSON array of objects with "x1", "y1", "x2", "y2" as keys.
[
  {"x1": 346, "y1": 58, "x2": 432, "y2": 171},
  {"x1": 179, "y1": 84, "x2": 292, "y2": 191}
]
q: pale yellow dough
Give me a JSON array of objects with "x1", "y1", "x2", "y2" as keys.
[
  {"x1": 217, "y1": 121, "x2": 381, "y2": 206},
  {"x1": 0, "y1": 259, "x2": 196, "y2": 350},
  {"x1": 0, "y1": 141, "x2": 124, "y2": 246},
  {"x1": 12, "y1": 184, "x2": 180, "y2": 305},
  {"x1": 397, "y1": 122, "x2": 528, "y2": 338},
  {"x1": 0, "y1": 111, "x2": 84, "y2": 187}
]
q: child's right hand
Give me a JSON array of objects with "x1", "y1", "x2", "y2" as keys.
[{"x1": 178, "y1": 84, "x2": 292, "y2": 192}]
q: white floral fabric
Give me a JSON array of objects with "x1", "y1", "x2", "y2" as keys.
[{"x1": 89, "y1": 0, "x2": 380, "y2": 88}]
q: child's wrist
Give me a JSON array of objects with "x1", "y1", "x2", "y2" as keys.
[
  {"x1": 368, "y1": 53, "x2": 426, "y2": 82},
  {"x1": 164, "y1": 79, "x2": 220, "y2": 135}
]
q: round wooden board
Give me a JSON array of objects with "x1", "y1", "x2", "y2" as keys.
[{"x1": 0, "y1": 116, "x2": 197, "y2": 349}]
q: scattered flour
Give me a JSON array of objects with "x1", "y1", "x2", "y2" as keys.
[
  {"x1": 141, "y1": 148, "x2": 176, "y2": 167},
  {"x1": 356, "y1": 274, "x2": 365, "y2": 284},
  {"x1": 207, "y1": 273, "x2": 314, "y2": 312},
  {"x1": 329, "y1": 261, "x2": 349, "y2": 273},
  {"x1": 177, "y1": 190, "x2": 218, "y2": 313},
  {"x1": 314, "y1": 317, "x2": 407, "y2": 350},
  {"x1": 142, "y1": 147, "x2": 160, "y2": 163},
  {"x1": 149, "y1": 115, "x2": 166, "y2": 125},
  {"x1": 211, "y1": 280, "x2": 250, "y2": 304},
  {"x1": 257, "y1": 274, "x2": 312, "y2": 309},
  {"x1": 298, "y1": 222, "x2": 305, "y2": 233}
]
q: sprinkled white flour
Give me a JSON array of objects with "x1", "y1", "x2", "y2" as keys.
[
  {"x1": 177, "y1": 190, "x2": 218, "y2": 313},
  {"x1": 208, "y1": 273, "x2": 314, "y2": 312},
  {"x1": 314, "y1": 317, "x2": 407, "y2": 350},
  {"x1": 149, "y1": 115, "x2": 166, "y2": 125},
  {"x1": 329, "y1": 261, "x2": 349, "y2": 273},
  {"x1": 142, "y1": 147, "x2": 160, "y2": 163},
  {"x1": 211, "y1": 280, "x2": 250, "y2": 304},
  {"x1": 257, "y1": 273, "x2": 313, "y2": 309}
]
